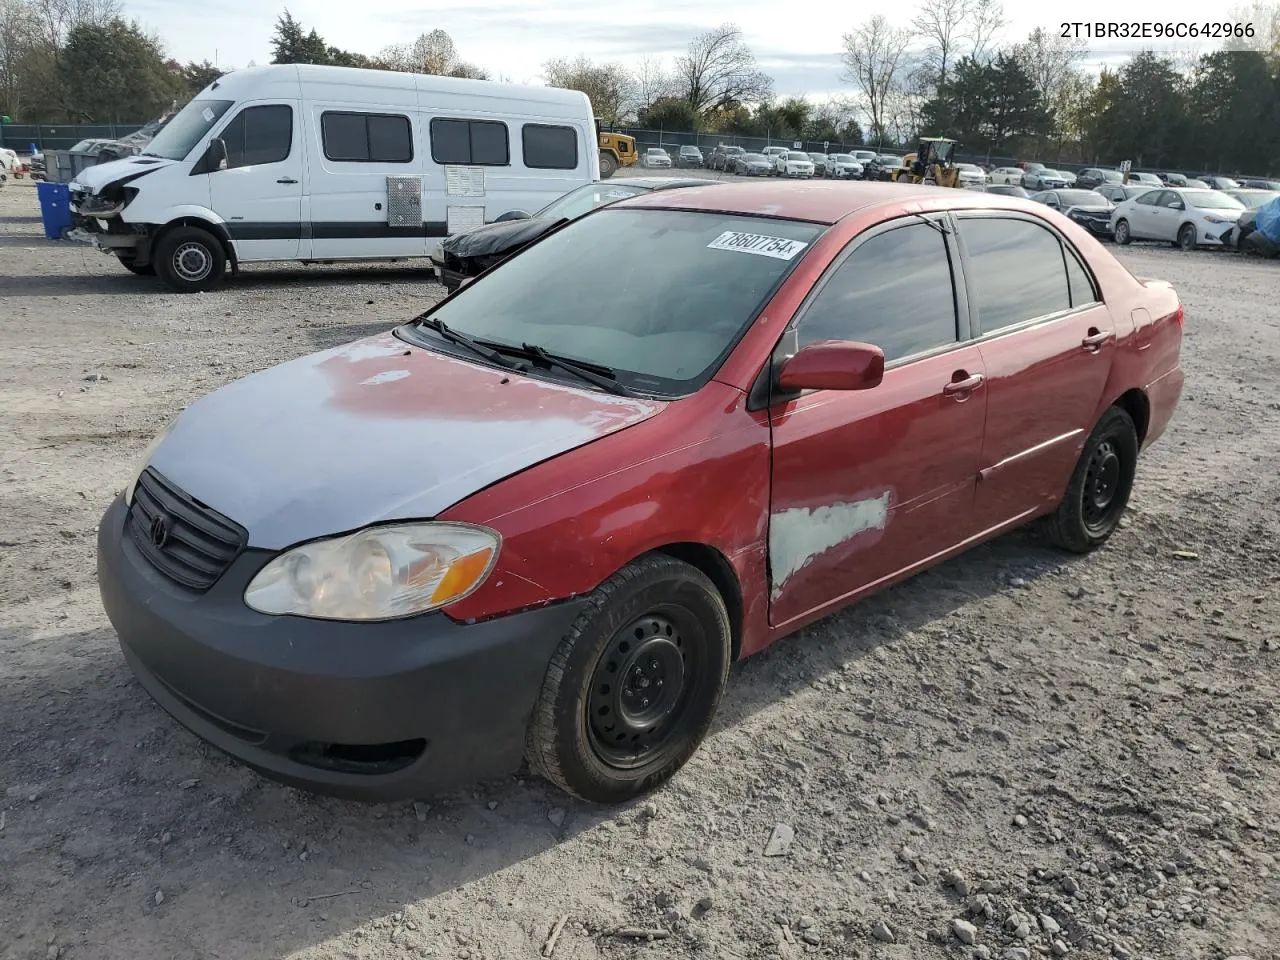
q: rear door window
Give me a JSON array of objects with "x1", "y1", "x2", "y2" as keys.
[
  {"x1": 221, "y1": 104, "x2": 292, "y2": 168},
  {"x1": 796, "y1": 221, "x2": 958, "y2": 363},
  {"x1": 959, "y1": 217, "x2": 1072, "y2": 332}
]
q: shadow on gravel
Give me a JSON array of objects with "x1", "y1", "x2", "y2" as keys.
[
  {"x1": 0, "y1": 234, "x2": 55, "y2": 247},
  {"x1": 0, "y1": 214, "x2": 42, "y2": 224},
  {"x1": 2, "y1": 264, "x2": 439, "y2": 296},
  {"x1": 0, "y1": 527, "x2": 1070, "y2": 957}
]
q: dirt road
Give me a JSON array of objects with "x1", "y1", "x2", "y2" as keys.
[{"x1": 1, "y1": 178, "x2": 1277, "y2": 960}]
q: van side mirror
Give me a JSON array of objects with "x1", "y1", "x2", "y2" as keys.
[
  {"x1": 777, "y1": 340, "x2": 885, "y2": 393},
  {"x1": 192, "y1": 137, "x2": 228, "y2": 175}
]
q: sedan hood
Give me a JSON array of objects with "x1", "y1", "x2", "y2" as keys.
[
  {"x1": 441, "y1": 217, "x2": 556, "y2": 259},
  {"x1": 70, "y1": 155, "x2": 172, "y2": 193},
  {"x1": 148, "y1": 332, "x2": 663, "y2": 549}
]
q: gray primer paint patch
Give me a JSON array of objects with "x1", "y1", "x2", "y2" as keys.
[{"x1": 769, "y1": 491, "x2": 892, "y2": 599}]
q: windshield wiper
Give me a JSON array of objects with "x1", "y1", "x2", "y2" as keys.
[
  {"x1": 414, "y1": 317, "x2": 518, "y2": 370},
  {"x1": 508, "y1": 342, "x2": 637, "y2": 397}
]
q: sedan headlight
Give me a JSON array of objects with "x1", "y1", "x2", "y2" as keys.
[
  {"x1": 124, "y1": 420, "x2": 176, "y2": 505},
  {"x1": 1202, "y1": 214, "x2": 1233, "y2": 224},
  {"x1": 244, "y1": 522, "x2": 500, "y2": 621}
]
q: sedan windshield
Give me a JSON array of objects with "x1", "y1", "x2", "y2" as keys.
[
  {"x1": 535, "y1": 182, "x2": 649, "y2": 221},
  {"x1": 1098, "y1": 170, "x2": 1123, "y2": 181},
  {"x1": 834, "y1": 154, "x2": 854, "y2": 162},
  {"x1": 142, "y1": 99, "x2": 233, "y2": 160},
  {"x1": 1230, "y1": 191, "x2": 1280, "y2": 209},
  {"x1": 406, "y1": 209, "x2": 824, "y2": 395},
  {"x1": 1057, "y1": 190, "x2": 1108, "y2": 206},
  {"x1": 742, "y1": 153, "x2": 767, "y2": 162},
  {"x1": 1184, "y1": 190, "x2": 1245, "y2": 210}
]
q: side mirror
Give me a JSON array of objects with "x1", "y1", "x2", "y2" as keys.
[
  {"x1": 495, "y1": 209, "x2": 531, "y2": 222},
  {"x1": 777, "y1": 340, "x2": 885, "y2": 393},
  {"x1": 210, "y1": 137, "x2": 228, "y2": 171}
]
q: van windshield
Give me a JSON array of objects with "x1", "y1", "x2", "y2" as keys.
[{"x1": 142, "y1": 99, "x2": 234, "y2": 160}]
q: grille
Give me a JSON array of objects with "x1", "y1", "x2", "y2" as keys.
[{"x1": 126, "y1": 468, "x2": 246, "y2": 591}]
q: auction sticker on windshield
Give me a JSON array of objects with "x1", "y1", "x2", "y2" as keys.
[{"x1": 707, "y1": 231, "x2": 809, "y2": 260}]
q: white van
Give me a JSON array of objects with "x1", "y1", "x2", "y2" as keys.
[{"x1": 66, "y1": 64, "x2": 598, "y2": 292}]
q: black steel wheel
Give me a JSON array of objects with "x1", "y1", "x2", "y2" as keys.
[
  {"x1": 526, "y1": 555, "x2": 731, "y2": 803},
  {"x1": 1041, "y1": 405, "x2": 1138, "y2": 553},
  {"x1": 154, "y1": 225, "x2": 227, "y2": 293}
]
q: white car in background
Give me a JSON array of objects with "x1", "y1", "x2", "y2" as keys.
[
  {"x1": 827, "y1": 153, "x2": 864, "y2": 179},
  {"x1": 761, "y1": 145, "x2": 789, "y2": 171},
  {"x1": 988, "y1": 165, "x2": 1025, "y2": 185},
  {"x1": 642, "y1": 147, "x2": 672, "y2": 169},
  {"x1": 1111, "y1": 187, "x2": 1246, "y2": 250},
  {"x1": 774, "y1": 150, "x2": 815, "y2": 178},
  {"x1": 953, "y1": 162, "x2": 988, "y2": 189}
]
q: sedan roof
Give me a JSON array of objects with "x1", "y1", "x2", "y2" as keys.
[{"x1": 612, "y1": 180, "x2": 1058, "y2": 225}]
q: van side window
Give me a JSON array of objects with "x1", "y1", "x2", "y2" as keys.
[
  {"x1": 430, "y1": 118, "x2": 509, "y2": 166},
  {"x1": 522, "y1": 124, "x2": 578, "y2": 170},
  {"x1": 321, "y1": 112, "x2": 413, "y2": 163},
  {"x1": 220, "y1": 104, "x2": 292, "y2": 168}
]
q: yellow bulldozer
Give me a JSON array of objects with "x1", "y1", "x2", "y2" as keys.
[
  {"x1": 891, "y1": 137, "x2": 962, "y2": 188},
  {"x1": 596, "y1": 120, "x2": 637, "y2": 179}
]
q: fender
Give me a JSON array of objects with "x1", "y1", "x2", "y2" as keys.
[{"x1": 153, "y1": 206, "x2": 238, "y2": 270}]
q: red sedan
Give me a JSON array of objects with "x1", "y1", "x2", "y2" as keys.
[{"x1": 98, "y1": 182, "x2": 1183, "y2": 803}]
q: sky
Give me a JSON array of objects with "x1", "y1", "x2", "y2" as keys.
[{"x1": 127, "y1": 0, "x2": 1245, "y2": 101}]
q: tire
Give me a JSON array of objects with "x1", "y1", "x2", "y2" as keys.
[
  {"x1": 525, "y1": 554, "x2": 732, "y2": 803},
  {"x1": 1041, "y1": 406, "x2": 1139, "y2": 554},
  {"x1": 116, "y1": 254, "x2": 155, "y2": 276},
  {"x1": 154, "y1": 226, "x2": 227, "y2": 293},
  {"x1": 1177, "y1": 223, "x2": 1197, "y2": 251},
  {"x1": 599, "y1": 151, "x2": 617, "y2": 179},
  {"x1": 1114, "y1": 219, "x2": 1132, "y2": 245}
]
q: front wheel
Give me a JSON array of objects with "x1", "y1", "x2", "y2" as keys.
[
  {"x1": 525, "y1": 555, "x2": 732, "y2": 803},
  {"x1": 154, "y1": 226, "x2": 227, "y2": 293},
  {"x1": 599, "y1": 151, "x2": 617, "y2": 179},
  {"x1": 1177, "y1": 223, "x2": 1197, "y2": 251},
  {"x1": 1041, "y1": 406, "x2": 1138, "y2": 553},
  {"x1": 1114, "y1": 219, "x2": 1132, "y2": 245}
]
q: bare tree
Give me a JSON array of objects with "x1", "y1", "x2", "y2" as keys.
[
  {"x1": 377, "y1": 29, "x2": 486, "y2": 78},
  {"x1": 840, "y1": 15, "x2": 912, "y2": 145},
  {"x1": 0, "y1": 0, "x2": 37, "y2": 117},
  {"x1": 912, "y1": 0, "x2": 970, "y2": 91},
  {"x1": 633, "y1": 55, "x2": 673, "y2": 114},
  {"x1": 544, "y1": 55, "x2": 636, "y2": 125},
  {"x1": 965, "y1": 0, "x2": 1006, "y2": 63},
  {"x1": 674, "y1": 24, "x2": 772, "y2": 116}
]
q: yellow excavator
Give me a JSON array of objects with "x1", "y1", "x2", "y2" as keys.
[{"x1": 891, "y1": 137, "x2": 962, "y2": 188}]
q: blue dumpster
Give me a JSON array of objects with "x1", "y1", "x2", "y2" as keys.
[{"x1": 36, "y1": 181, "x2": 72, "y2": 240}]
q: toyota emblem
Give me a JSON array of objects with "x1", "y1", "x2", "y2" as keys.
[{"x1": 149, "y1": 513, "x2": 171, "y2": 548}]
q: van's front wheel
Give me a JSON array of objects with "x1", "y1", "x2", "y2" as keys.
[{"x1": 155, "y1": 226, "x2": 227, "y2": 293}]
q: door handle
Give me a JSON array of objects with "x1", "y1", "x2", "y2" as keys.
[
  {"x1": 1081, "y1": 329, "x2": 1114, "y2": 351},
  {"x1": 276, "y1": 177, "x2": 298, "y2": 184},
  {"x1": 943, "y1": 373, "x2": 984, "y2": 395}
]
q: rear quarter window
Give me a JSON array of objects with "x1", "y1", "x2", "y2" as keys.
[{"x1": 522, "y1": 124, "x2": 578, "y2": 170}]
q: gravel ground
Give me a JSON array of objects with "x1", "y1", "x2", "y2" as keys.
[{"x1": 1, "y1": 175, "x2": 1278, "y2": 960}]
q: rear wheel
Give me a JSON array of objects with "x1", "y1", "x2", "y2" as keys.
[
  {"x1": 525, "y1": 555, "x2": 731, "y2": 803},
  {"x1": 154, "y1": 226, "x2": 227, "y2": 293},
  {"x1": 1041, "y1": 406, "x2": 1138, "y2": 553},
  {"x1": 599, "y1": 151, "x2": 618, "y2": 179},
  {"x1": 1177, "y1": 223, "x2": 1197, "y2": 251},
  {"x1": 1114, "y1": 219, "x2": 1132, "y2": 245}
]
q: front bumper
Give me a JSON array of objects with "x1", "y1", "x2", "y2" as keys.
[
  {"x1": 1070, "y1": 216, "x2": 1114, "y2": 237},
  {"x1": 97, "y1": 496, "x2": 585, "y2": 800},
  {"x1": 429, "y1": 256, "x2": 466, "y2": 292}
]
